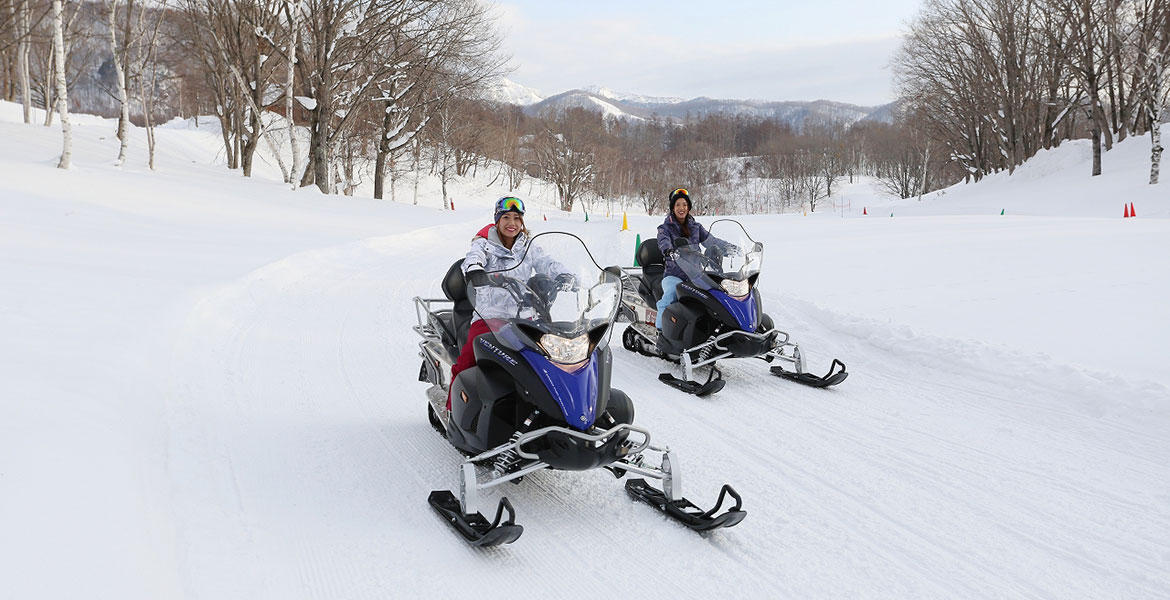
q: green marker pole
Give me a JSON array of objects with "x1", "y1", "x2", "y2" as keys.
[{"x1": 634, "y1": 233, "x2": 641, "y2": 266}]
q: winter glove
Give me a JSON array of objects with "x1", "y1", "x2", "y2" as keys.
[
  {"x1": 466, "y1": 269, "x2": 504, "y2": 287},
  {"x1": 554, "y1": 273, "x2": 577, "y2": 291},
  {"x1": 466, "y1": 269, "x2": 487, "y2": 287}
]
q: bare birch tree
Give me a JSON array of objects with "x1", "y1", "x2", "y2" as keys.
[
  {"x1": 107, "y1": 0, "x2": 130, "y2": 166},
  {"x1": 1132, "y1": 0, "x2": 1169, "y2": 183},
  {"x1": 283, "y1": 0, "x2": 299, "y2": 188},
  {"x1": 50, "y1": 0, "x2": 69, "y2": 168}
]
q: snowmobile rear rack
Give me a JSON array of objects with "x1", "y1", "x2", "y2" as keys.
[
  {"x1": 770, "y1": 358, "x2": 848, "y2": 388},
  {"x1": 625, "y1": 479, "x2": 746, "y2": 531},
  {"x1": 428, "y1": 491, "x2": 524, "y2": 547}
]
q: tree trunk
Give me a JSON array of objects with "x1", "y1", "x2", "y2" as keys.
[
  {"x1": 1151, "y1": 123, "x2": 1163, "y2": 185},
  {"x1": 218, "y1": 109, "x2": 234, "y2": 167},
  {"x1": 17, "y1": 0, "x2": 31, "y2": 123},
  {"x1": 285, "y1": 3, "x2": 299, "y2": 189},
  {"x1": 440, "y1": 150, "x2": 450, "y2": 208},
  {"x1": 917, "y1": 140, "x2": 931, "y2": 201},
  {"x1": 43, "y1": 52, "x2": 54, "y2": 126},
  {"x1": 412, "y1": 140, "x2": 420, "y2": 205},
  {"x1": 108, "y1": 0, "x2": 129, "y2": 166},
  {"x1": 240, "y1": 47, "x2": 264, "y2": 178},
  {"x1": 302, "y1": 98, "x2": 331, "y2": 193},
  {"x1": 1091, "y1": 119, "x2": 1102, "y2": 176},
  {"x1": 51, "y1": 0, "x2": 71, "y2": 169},
  {"x1": 141, "y1": 61, "x2": 157, "y2": 170},
  {"x1": 299, "y1": 109, "x2": 321, "y2": 188},
  {"x1": 232, "y1": 88, "x2": 243, "y2": 169},
  {"x1": 374, "y1": 105, "x2": 392, "y2": 199},
  {"x1": 389, "y1": 151, "x2": 397, "y2": 202}
]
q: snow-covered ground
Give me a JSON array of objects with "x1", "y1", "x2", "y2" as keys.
[{"x1": 2, "y1": 101, "x2": 1168, "y2": 599}]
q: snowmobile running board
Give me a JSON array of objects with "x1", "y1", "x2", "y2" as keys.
[
  {"x1": 428, "y1": 491, "x2": 524, "y2": 547},
  {"x1": 770, "y1": 359, "x2": 849, "y2": 388},
  {"x1": 625, "y1": 479, "x2": 746, "y2": 531}
]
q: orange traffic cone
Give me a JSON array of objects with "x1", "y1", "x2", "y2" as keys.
[
  {"x1": 1130, "y1": 202, "x2": 1136, "y2": 217},
  {"x1": 1124, "y1": 203, "x2": 1131, "y2": 218}
]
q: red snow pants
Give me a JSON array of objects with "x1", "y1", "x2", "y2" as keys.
[{"x1": 448, "y1": 319, "x2": 495, "y2": 410}]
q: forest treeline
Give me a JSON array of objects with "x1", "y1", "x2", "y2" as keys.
[{"x1": 1, "y1": 0, "x2": 1165, "y2": 211}]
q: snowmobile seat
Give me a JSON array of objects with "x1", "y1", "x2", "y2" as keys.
[
  {"x1": 441, "y1": 259, "x2": 474, "y2": 352},
  {"x1": 637, "y1": 239, "x2": 667, "y2": 302}
]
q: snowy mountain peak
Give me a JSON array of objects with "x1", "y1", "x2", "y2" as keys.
[
  {"x1": 481, "y1": 78, "x2": 544, "y2": 106},
  {"x1": 582, "y1": 85, "x2": 685, "y2": 106}
]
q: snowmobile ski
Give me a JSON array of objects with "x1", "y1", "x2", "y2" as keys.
[
  {"x1": 658, "y1": 369, "x2": 726, "y2": 396},
  {"x1": 428, "y1": 490, "x2": 524, "y2": 547},
  {"x1": 770, "y1": 358, "x2": 848, "y2": 388},
  {"x1": 625, "y1": 478, "x2": 746, "y2": 531}
]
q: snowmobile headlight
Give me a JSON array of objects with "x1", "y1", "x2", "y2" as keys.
[
  {"x1": 540, "y1": 333, "x2": 590, "y2": 365},
  {"x1": 720, "y1": 278, "x2": 750, "y2": 298}
]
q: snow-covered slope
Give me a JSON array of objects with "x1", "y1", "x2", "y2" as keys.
[
  {"x1": 582, "y1": 84, "x2": 685, "y2": 106},
  {"x1": 848, "y1": 126, "x2": 1170, "y2": 219},
  {"x1": 481, "y1": 77, "x2": 544, "y2": 106},
  {"x1": 526, "y1": 88, "x2": 640, "y2": 122},
  {"x1": 2, "y1": 101, "x2": 1168, "y2": 599}
]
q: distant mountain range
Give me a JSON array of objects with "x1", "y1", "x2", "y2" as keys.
[{"x1": 481, "y1": 78, "x2": 897, "y2": 128}]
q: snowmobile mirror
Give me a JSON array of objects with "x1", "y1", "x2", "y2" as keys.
[
  {"x1": 603, "y1": 266, "x2": 622, "y2": 276},
  {"x1": 752, "y1": 241, "x2": 763, "y2": 253}
]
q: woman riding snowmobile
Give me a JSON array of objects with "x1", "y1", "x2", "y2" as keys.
[
  {"x1": 620, "y1": 216, "x2": 849, "y2": 396},
  {"x1": 654, "y1": 188, "x2": 738, "y2": 337},
  {"x1": 412, "y1": 197, "x2": 746, "y2": 545},
  {"x1": 447, "y1": 197, "x2": 574, "y2": 408}
]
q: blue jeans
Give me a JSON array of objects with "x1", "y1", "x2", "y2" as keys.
[{"x1": 655, "y1": 276, "x2": 684, "y2": 329}]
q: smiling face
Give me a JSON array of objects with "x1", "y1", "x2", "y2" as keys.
[
  {"x1": 497, "y1": 212, "x2": 524, "y2": 246},
  {"x1": 672, "y1": 198, "x2": 690, "y2": 222}
]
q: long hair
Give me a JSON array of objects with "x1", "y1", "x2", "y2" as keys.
[
  {"x1": 672, "y1": 211, "x2": 690, "y2": 238},
  {"x1": 495, "y1": 217, "x2": 529, "y2": 248}
]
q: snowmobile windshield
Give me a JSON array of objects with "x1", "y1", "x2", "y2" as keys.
[
  {"x1": 673, "y1": 219, "x2": 763, "y2": 295},
  {"x1": 467, "y1": 232, "x2": 622, "y2": 366}
]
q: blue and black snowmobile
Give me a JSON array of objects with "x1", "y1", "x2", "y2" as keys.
[
  {"x1": 413, "y1": 232, "x2": 745, "y2": 546},
  {"x1": 619, "y1": 219, "x2": 848, "y2": 396}
]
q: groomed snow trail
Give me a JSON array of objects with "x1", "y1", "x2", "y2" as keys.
[{"x1": 166, "y1": 224, "x2": 1170, "y2": 599}]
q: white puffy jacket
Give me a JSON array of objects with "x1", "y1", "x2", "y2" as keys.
[{"x1": 462, "y1": 226, "x2": 566, "y2": 320}]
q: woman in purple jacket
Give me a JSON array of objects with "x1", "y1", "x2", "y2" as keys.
[{"x1": 655, "y1": 188, "x2": 713, "y2": 330}]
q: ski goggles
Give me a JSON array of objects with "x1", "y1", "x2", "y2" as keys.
[
  {"x1": 671, "y1": 188, "x2": 689, "y2": 200},
  {"x1": 495, "y1": 196, "x2": 525, "y2": 215}
]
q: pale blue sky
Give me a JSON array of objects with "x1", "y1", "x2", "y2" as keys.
[{"x1": 492, "y1": 0, "x2": 923, "y2": 106}]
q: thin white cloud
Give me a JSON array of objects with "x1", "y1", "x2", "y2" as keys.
[{"x1": 494, "y1": 1, "x2": 915, "y2": 105}]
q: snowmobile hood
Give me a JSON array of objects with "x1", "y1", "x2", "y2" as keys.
[
  {"x1": 709, "y1": 288, "x2": 759, "y2": 332},
  {"x1": 519, "y1": 348, "x2": 599, "y2": 430}
]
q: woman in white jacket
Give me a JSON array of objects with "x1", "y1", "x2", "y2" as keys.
[{"x1": 448, "y1": 197, "x2": 570, "y2": 405}]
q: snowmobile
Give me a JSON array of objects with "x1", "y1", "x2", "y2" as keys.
[
  {"x1": 413, "y1": 231, "x2": 745, "y2": 546},
  {"x1": 618, "y1": 219, "x2": 848, "y2": 396}
]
